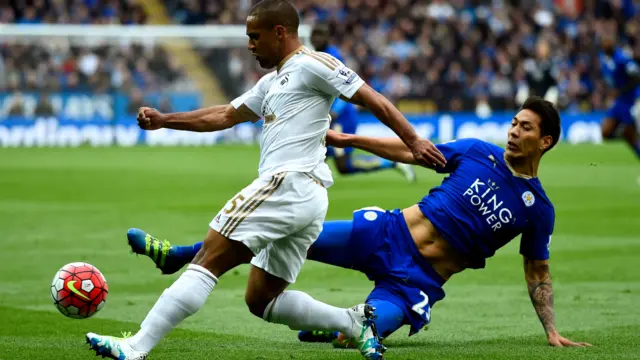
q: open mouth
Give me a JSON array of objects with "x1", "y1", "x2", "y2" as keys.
[{"x1": 507, "y1": 141, "x2": 518, "y2": 151}]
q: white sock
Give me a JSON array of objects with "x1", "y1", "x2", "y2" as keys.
[
  {"x1": 128, "y1": 264, "x2": 218, "y2": 352},
  {"x1": 263, "y1": 290, "x2": 353, "y2": 336}
]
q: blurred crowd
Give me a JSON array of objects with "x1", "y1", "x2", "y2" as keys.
[
  {"x1": 2, "y1": 0, "x2": 640, "y2": 113},
  {"x1": 171, "y1": 0, "x2": 640, "y2": 112},
  {"x1": 0, "y1": 0, "x2": 189, "y2": 111}
]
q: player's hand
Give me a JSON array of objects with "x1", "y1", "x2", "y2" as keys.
[
  {"x1": 547, "y1": 331, "x2": 592, "y2": 347},
  {"x1": 409, "y1": 139, "x2": 447, "y2": 168},
  {"x1": 137, "y1": 107, "x2": 167, "y2": 130}
]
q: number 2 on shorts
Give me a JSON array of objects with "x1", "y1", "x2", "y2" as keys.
[{"x1": 412, "y1": 291, "x2": 431, "y2": 322}]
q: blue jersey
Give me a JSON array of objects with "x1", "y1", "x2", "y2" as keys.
[
  {"x1": 419, "y1": 139, "x2": 555, "y2": 268},
  {"x1": 330, "y1": 98, "x2": 358, "y2": 128},
  {"x1": 325, "y1": 140, "x2": 554, "y2": 336},
  {"x1": 600, "y1": 48, "x2": 640, "y2": 102},
  {"x1": 322, "y1": 44, "x2": 344, "y2": 62}
]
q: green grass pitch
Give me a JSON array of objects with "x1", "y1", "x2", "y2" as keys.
[{"x1": 1, "y1": 143, "x2": 639, "y2": 360}]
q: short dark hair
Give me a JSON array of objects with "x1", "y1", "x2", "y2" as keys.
[
  {"x1": 249, "y1": 0, "x2": 299, "y2": 33},
  {"x1": 521, "y1": 96, "x2": 561, "y2": 153}
]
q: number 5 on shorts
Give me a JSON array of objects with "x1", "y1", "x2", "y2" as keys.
[
  {"x1": 412, "y1": 291, "x2": 431, "y2": 323},
  {"x1": 224, "y1": 194, "x2": 245, "y2": 214}
]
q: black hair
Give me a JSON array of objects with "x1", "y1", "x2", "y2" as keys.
[
  {"x1": 249, "y1": 0, "x2": 300, "y2": 34},
  {"x1": 521, "y1": 96, "x2": 561, "y2": 153}
]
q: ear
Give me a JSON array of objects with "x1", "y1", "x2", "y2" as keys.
[
  {"x1": 275, "y1": 25, "x2": 285, "y2": 39},
  {"x1": 540, "y1": 135, "x2": 553, "y2": 151}
]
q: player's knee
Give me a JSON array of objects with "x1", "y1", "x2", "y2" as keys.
[
  {"x1": 245, "y1": 293, "x2": 271, "y2": 318},
  {"x1": 191, "y1": 235, "x2": 252, "y2": 278}
]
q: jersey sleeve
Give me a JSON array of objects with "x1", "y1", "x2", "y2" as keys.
[
  {"x1": 519, "y1": 206, "x2": 554, "y2": 260},
  {"x1": 230, "y1": 72, "x2": 274, "y2": 119},
  {"x1": 433, "y1": 138, "x2": 478, "y2": 173},
  {"x1": 300, "y1": 54, "x2": 365, "y2": 99}
]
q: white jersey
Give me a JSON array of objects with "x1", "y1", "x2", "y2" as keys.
[{"x1": 230, "y1": 46, "x2": 364, "y2": 188}]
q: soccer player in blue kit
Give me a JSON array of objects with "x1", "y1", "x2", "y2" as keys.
[
  {"x1": 600, "y1": 34, "x2": 640, "y2": 160},
  {"x1": 127, "y1": 97, "x2": 591, "y2": 354},
  {"x1": 311, "y1": 24, "x2": 416, "y2": 183}
]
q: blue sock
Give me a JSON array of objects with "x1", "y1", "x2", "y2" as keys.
[
  {"x1": 173, "y1": 241, "x2": 203, "y2": 261},
  {"x1": 345, "y1": 155, "x2": 395, "y2": 173},
  {"x1": 366, "y1": 299, "x2": 406, "y2": 340}
]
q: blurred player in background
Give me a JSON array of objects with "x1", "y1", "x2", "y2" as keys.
[
  {"x1": 599, "y1": 33, "x2": 640, "y2": 161},
  {"x1": 518, "y1": 39, "x2": 560, "y2": 106},
  {"x1": 130, "y1": 97, "x2": 591, "y2": 353},
  {"x1": 85, "y1": 1, "x2": 445, "y2": 359},
  {"x1": 311, "y1": 24, "x2": 416, "y2": 183}
]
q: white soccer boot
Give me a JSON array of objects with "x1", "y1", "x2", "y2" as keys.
[
  {"x1": 86, "y1": 332, "x2": 148, "y2": 360},
  {"x1": 346, "y1": 304, "x2": 386, "y2": 360}
]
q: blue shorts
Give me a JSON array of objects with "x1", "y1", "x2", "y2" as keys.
[
  {"x1": 325, "y1": 208, "x2": 447, "y2": 335},
  {"x1": 606, "y1": 98, "x2": 636, "y2": 126},
  {"x1": 326, "y1": 120, "x2": 357, "y2": 158}
]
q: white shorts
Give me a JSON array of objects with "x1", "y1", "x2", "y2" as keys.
[{"x1": 210, "y1": 171, "x2": 328, "y2": 283}]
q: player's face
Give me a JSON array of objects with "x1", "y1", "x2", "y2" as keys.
[
  {"x1": 246, "y1": 16, "x2": 282, "y2": 69},
  {"x1": 506, "y1": 109, "x2": 550, "y2": 159}
]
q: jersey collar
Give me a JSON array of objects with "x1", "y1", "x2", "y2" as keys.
[
  {"x1": 277, "y1": 45, "x2": 307, "y2": 73},
  {"x1": 503, "y1": 153, "x2": 535, "y2": 180}
]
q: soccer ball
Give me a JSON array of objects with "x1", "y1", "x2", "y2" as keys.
[{"x1": 50, "y1": 262, "x2": 108, "y2": 319}]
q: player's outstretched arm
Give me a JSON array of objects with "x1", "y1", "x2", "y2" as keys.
[
  {"x1": 326, "y1": 130, "x2": 426, "y2": 167},
  {"x1": 136, "y1": 104, "x2": 259, "y2": 132},
  {"x1": 523, "y1": 257, "x2": 592, "y2": 348},
  {"x1": 341, "y1": 85, "x2": 446, "y2": 168}
]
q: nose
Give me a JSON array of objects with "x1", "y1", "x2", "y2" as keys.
[{"x1": 508, "y1": 126, "x2": 519, "y2": 139}]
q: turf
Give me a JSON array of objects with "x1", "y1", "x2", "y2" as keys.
[{"x1": 0, "y1": 143, "x2": 639, "y2": 360}]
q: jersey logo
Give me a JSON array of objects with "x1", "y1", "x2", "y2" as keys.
[
  {"x1": 279, "y1": 74, "x2": 290, "y2": 88},
  {"x1": 488, "y1": 155, "x2": 497, "y2": 167},
  {"x1": 522, "y1": 191, "x2": 535, "y2": 207},
  {"x1": 336, "y1": 67, "x2": 357, "y2": 84},
  {"x1": 363, "y1": 211, "x2": 379, "y2": 221}
]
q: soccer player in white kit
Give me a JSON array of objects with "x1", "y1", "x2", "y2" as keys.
[{"x1": 85, "y1": 1, "x2": 446, "y2": 359}]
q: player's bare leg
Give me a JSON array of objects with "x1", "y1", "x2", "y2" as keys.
[
  {"x1": 601, "y1": 117, "x2": 620, "y2": 141},
  {"x1": 87, "y1": 229, "x2": 253, "y2": 359},
  {"x1": 90, "y1": 227, "x2": 384, "y2": 359},
  {"x1": 248, "y1": 264, "x2": 384, "y2": 359},
  {"x1": 621, "y1": 124, "x2": 640, "y2": 160}
]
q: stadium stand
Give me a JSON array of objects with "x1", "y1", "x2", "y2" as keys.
[
  {"x1": 0, "y1": 1, "x2": 190, "y2": 97},
  {"x1": 168, "y1": 0, "x2": 640, "y2": 112},
  {"x1": 1, "y1": 0, "x2": 639, "y2": 112}
]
